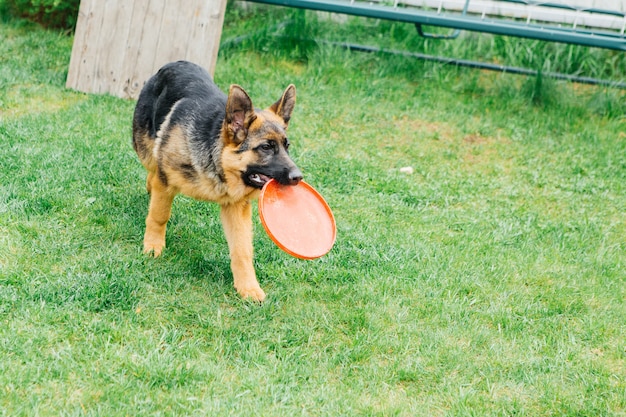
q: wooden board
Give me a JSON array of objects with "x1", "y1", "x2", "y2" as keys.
[{"x1": 66, "y1": 0, "x2": 227, "y2": 99}]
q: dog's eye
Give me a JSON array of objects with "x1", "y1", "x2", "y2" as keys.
[
  {"x1": 284, "y1": 139, "x2": 290, "y2": 150},
  {"x1": 259, "y1": 143, "x2": 274, "y2": 152}
]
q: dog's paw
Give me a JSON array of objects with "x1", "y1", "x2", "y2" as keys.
[
  {"x1": 237, "y1": 286, "x2": 266, "y2": 302},
  {"x1": 143, "y1": 241, "x2": 164, "y2": 257}
]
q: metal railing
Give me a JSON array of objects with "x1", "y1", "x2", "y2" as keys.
[{"x1": 247, "y1": 0, "x2": 626, "y2": 50}]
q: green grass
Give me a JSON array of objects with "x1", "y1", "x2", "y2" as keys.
[{"x1": 1, "y1": 6, "x2": 626, "y2": 416}]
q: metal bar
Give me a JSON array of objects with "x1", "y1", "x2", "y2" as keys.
[
  {"x1": 326, "y1": 39, "x2": 626, "y2": 88},
  {"x1": 414, "y1": 0, "x2": 468, "y2": 39},
  {"x1": 416, "y1": 23, "x2": 462, "y2": 39},
  {"x1": 247, "y1": 0, "x2": 626, "y2": 50}
]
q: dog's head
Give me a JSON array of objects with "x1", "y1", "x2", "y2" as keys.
[{"x1": 223, "y1": 84, "x2": 302, "y2": 189}]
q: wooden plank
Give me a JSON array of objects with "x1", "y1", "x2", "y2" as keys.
[
  {"x1": 67, "y1": 0, "x2": 227, "y2": 99},
  {"x1": 185, "y1": 0, "x2": 228, "y2": 75},
  {"x1": 65, "y1": 0, "x2": 89, "y2": 91},
  {"x1": 66, "y1": 0, "x2": 106, "y2": 94},
  {"x1": 153, "y1": 0, "x2": 192, "y2": 72},
  {"x1": 94, "y1": 0, "x2": 133, "y2": 95},
  {"x1": 121, "y1": 0, "x2": 166, "y2": 99}
]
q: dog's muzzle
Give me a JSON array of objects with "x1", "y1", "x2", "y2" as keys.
[{"x1": 246, "y1": 166, "x2": 303, "y2": 188}]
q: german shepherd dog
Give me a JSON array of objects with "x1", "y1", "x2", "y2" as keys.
[{"x1": 132, "y1": 60, "x2": 302, "y2": 302}]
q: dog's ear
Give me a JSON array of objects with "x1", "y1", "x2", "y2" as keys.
[
  {"x1": 225, "y1": 85, "x2": 256, "y2": 144},
  {"x1": 269, "y1": 84, "x2": 296, "y2": 127}
]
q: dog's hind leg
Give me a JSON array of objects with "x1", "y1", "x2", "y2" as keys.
[
  {"x1": 143, "y1": 173, "x2": 176, "y2": 257},
  {"x1": 220, "y1": 201, "x2": 266, "y2": 302}
]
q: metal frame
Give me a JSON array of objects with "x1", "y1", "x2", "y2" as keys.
[{"x1": 247, "y1": 0, "x2": 626, "y2": 51}]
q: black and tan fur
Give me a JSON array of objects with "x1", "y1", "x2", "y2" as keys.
[{"x1": 132, "y1": 60, "x2": 302, "y2": 301}]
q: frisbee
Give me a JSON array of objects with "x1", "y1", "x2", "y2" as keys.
[{"x1": 259, "y1": 179, "x2": 336, "y2": 260}]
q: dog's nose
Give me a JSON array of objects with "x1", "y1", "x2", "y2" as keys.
[{"x1": 288, "y1": 167, "x2": 303, "y2": 185}]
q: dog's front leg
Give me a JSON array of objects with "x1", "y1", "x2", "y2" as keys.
[
  {"x1": 143, "y1": 173, "x2": 176, "y2": 257},
  {"x1": 220, "y1": 201, "x2": 266, "y2": 302}
]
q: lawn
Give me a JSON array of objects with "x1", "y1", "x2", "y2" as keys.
[{"x1": 1, "y1": 5, "x2": 625, "y2": 416}]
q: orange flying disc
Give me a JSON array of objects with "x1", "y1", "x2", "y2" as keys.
[{"x1": 259, "y1": 179, "x2": 336, "y2": 260}]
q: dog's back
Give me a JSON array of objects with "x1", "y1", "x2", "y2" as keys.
[{"x1": 132, "y1": 61, "x2": 226, "y2": 167}]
